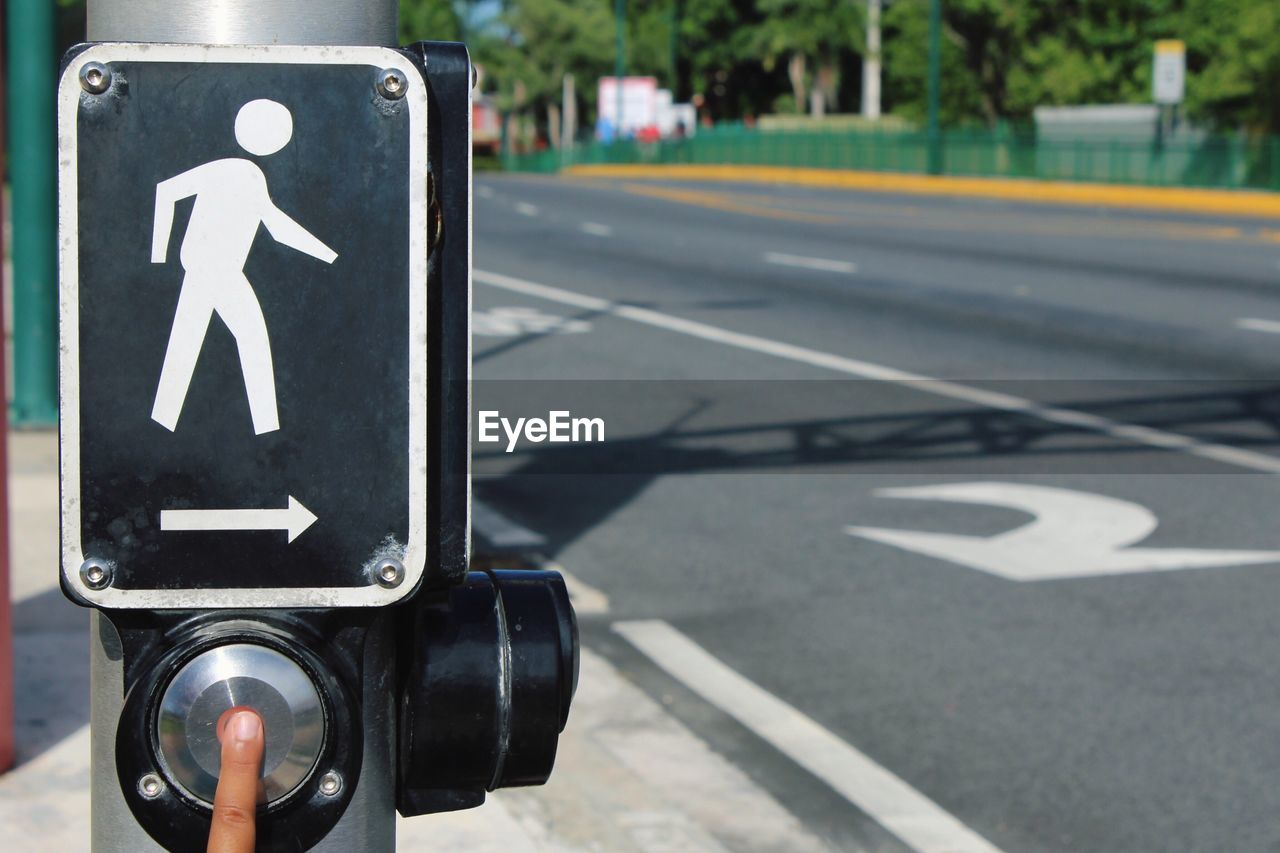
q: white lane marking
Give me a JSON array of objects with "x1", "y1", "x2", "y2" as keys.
[
  {"x1": 581, "y1": 222, "x2": 614, "y2": 237},
  {"x1": 471, "y1": 499, "x2": 610, "y2": 613},
  {"x1": 614, "y1": 620, "x2": 1003, "y2": 853},
  {"x1": 516, "y1": 201, "x2": 540, "y2": 217},
  {"x1": 401, "y1": 647, "x2": 827, "y2": 851},
  {"x1": 472, "y1": 498, "x2": 547, "y2": 547},
  {"x1": 847, "y1": 482, "x2": 1280, "y2": 580},
  {"x1": 160, "y1": 495, "x2": 317, "y2": 543},
  {"x1": 1236, "y1": 317, "x2": 1280, "y2": 335},
  {"x1": 473, "y1": 306, "x2": 591, "y2": 337},
  {"x1": 764, "y1": 251, "x2": 857, "y2": 274},
  {"x1": 475, "y1": 269, "x2": 1280, "y2": 475},
  {"x1": 477, "y1": 184, "x2": 496, "y2": 199}
]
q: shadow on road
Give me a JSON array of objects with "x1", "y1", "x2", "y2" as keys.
[
  {"x1": 15, "y1": 382, "x2": 1278, "y2": 765},
  {"x1": 475, "y1": 380, "x2": 1280, "y2": 560}
]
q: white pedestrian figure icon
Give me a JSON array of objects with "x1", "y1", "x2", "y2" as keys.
[{"x1": 150, "y1": 98, "x2": 337, "y2": 435}]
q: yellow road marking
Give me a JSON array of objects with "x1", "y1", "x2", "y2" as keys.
[
  {"x1": 619, "y1": 183, "x2": 844, "y2": 224},
  {"x1": 609, "y1": 180, "x2": 1257, "y2": 244}
]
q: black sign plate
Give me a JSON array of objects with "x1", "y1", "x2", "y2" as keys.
[{"x1": 58, "y1": 44, "x2": 429, "y2": 608}]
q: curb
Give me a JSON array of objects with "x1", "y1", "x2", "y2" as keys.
[{"x1": 562, "y1": 164, "x2": 1280, "y2": 219}]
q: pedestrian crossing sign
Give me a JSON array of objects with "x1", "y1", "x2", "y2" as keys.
[{"x1": 57, "y1": 43, "x2": 430, "y2": 609}]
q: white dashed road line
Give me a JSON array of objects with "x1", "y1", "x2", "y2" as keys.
[
  {"x1": 515, "y1": 202, "x2": 539, "y2": 217},
  {"x1": 764, "y1": 251, "x2": 858, "y2": 274},
  {"x1": 1236, "y1": 317, "x2": 1280, "y2": 335},
  {"x1": 614, "y1": 620, "x2": 1004, "y2": 853},
  {"x1": 581, "y1": 222, "x2": 614, "y2": 237},
  {"x1": 475, "y1": 269, "x2": 1280, "y2": 475}
]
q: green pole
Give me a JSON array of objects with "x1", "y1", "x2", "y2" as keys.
[
  {"x1": 614, "y1": 0, "x2": 625, "y2": 145},
  {"x1": 6, "y1": 0, "x2": 58, "y2": 426},
  {"x1": 925, "y1": 0, "x2": 942, "y2": 175},
  {"x1": 668, "y1": 0, "x2": 679, "y2": 92}
]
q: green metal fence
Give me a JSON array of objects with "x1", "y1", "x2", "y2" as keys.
[{"x1": 504, "y1": 125, "x2": 1280, "y2": 192}]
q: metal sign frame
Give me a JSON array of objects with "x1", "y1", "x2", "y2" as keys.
[{"x1": 57, "y1": 42, "x2": 430, "y2": 609}]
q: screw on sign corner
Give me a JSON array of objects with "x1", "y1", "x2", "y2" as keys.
[
  {"x1": 376, "y1": 68, "x2": 407, "y2": 100},
  {"x1": 80, "y1": 558, "x2": 114, "y2": 590},
  {"x1": 373, "y1": 558, "x2": 405, "y2": 589},
  {"x1": 79, "y1": 62, "x2": 112, "y2": 94}
]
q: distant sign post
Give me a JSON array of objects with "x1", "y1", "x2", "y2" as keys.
[
  {"x1": 1153, "y1": 40, "x2": 1186, "y2": 105},
  {"x1": 58, "y1": 44, "x2": 429, "y2": 610}
]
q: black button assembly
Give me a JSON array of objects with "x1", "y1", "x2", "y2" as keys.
[{"x1": 398, "y1": 569, "x2": 579, "y2": 815}]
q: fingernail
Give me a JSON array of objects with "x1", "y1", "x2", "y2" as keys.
[{"x1": 231, "y1": 711, "x2": 261, "y2": 743}]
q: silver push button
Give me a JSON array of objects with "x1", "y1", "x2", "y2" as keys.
[{"x1": 155, "y1": 643, "x2": 325, "y2": 805}]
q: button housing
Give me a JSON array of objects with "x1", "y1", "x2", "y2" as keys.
[{"x1": 156, "y1": 643, "x2": 326, "y2": 804}]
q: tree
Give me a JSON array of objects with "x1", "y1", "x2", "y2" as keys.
[
  {"x1": 884, "y1": 0, "x2": 1177, "y2": 126},
  {"x1": 882, "y1": 0, "x2": 988, "y2": 125},
  {"x1": 486, "y1": 0, "x2": 616, "y2": 146},
  {"x1": 678, "y1": 0, "x2": 775, "y2": 119},
  {"x1": 1181, "y1": 0, "x2": 1280, "y2": 133},
  {"x1": 624, "y1": 0, "x2": 684, "y2": 89},
  {"x1": 753, "y1": 0, "x2": 861, "y2": 115},
  {"x1": 881, "y1": 0, "x2": 1278, "y2": 134},
  {"x1": 1002, "y1": 1, "x2": 1177, "y2": 118},
  {"x1": 399, "y1": 0, "x2": 464, "y2": 44}
]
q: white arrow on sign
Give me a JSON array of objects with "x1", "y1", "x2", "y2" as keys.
[
  {"x1": 161, "y1": 495, "x2": 318, "y2": 543},
  {"x1": 846, "y1": 482, "x2": 1280, "y2": 581}
]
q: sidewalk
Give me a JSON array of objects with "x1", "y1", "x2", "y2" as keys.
[{"x1": 1, "y1": 430, "x2": 830, "y2": 851}]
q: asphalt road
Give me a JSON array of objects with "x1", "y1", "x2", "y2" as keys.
[{"x1": 470, "y1": 173, "x2": 1280, "y2": 852}]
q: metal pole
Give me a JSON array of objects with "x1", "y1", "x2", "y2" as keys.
[
  {"x1": 84, "y1": 3, "x2": 400, "y2": 851},
  {"x1": 0, "y1": 67, "x2": 12, "y2": 771},
  {"x1": 6, "y1": 0, "x2": 58, "y2": 425},
  {"x1": 925, "y1": 0, "x2": 942, "y2": 175},
  {"x1": 861, "y1": 0, "x2": 881, "y2": 120},
  {"x1": 562, "y1": 72, "x2": 576, "y2": 165},
  {"x1": 88, "y1": 0, "x2": 397, "y2": 46},
  {"x1": 614, "y1": 0, "x2": 625, "y2": 143},
  {"x1": 668, "y1": 0, "x2": 679, "y2": 93}
]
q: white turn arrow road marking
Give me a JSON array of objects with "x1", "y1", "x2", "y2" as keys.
[
  {"x1": 161, "y1": 495, "x2": 318, "y2": 543},
  {"x1": 846, "y1": 482, "x2": 1280, "y2": 581}
]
